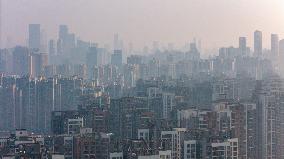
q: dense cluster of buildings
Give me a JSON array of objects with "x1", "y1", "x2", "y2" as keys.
[{"x1": 0, "y1": 25, "x2": 284, "y2": 158}]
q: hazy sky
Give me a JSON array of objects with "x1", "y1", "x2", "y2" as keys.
[{"x1": 2, "y1": 0, "x2": 284, "y2": 52}]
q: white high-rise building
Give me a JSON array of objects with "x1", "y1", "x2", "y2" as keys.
[
  {"x1": 211, "y1": 138, "x2": 238, "y2": 159},
  {"x1": 67, "y1": 118, "x2": 84, "y2": 135},
  {"x1": 184, "y1": 140, "x2": 198, "y2": 159},
  {"x1": 159, "y1": 150, "x2": 171, "y2": 159},
  {"x1": 161, "y1": 128, "x2": 186, "y2": 159}
]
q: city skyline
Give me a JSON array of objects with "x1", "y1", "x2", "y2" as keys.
[
  {"x1": 1, "y1": 0, "x2": 284, "y2": 52},
  {"x1": 1, "y1": 1, "x2": 284, "y2": 158}
]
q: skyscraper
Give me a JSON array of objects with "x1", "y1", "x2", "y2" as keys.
[
  {"x1": 239, "y1": 37, "x2": 247, "y2": 56},
  {"x1": 49, "y1": 40, "x2": 56, "y2": 55},
  {"x1": 30, "y1": 53, "x2": 48, "y2": 77},
  {"x1": 254, "y1": 30, "x2": 262, "y2": 57},
  {"x1": 57, "y1": 39, "x2": 63, "y2": 55},
  {"x1": 185, "y1": 42, "x2": 200, "y2": 60},
  {"x1": 40, "y1": 29, "x2": 47, "y2": 52},
  {"x1": 58, "y1": 25, "x2": 76, "y2": 55},
  {"x1": 86, "y1": 46, "x2": 98, "y2": 79},
  {"x1": 111, "y1": 50, "x2": 123, "y2": 67},
  {"x1": 12, "y1": 46, "x2": 30, "y2": 76},
  {"x1": 279, "y1": 39, "x2": 284, "y2": 56},
  {"x1": 271, "y1": 34, "x2": 279, "y2": 57},
  {"x1": 28, "y1": 24, "x2": 41, "y2": 50},
  {"x1": 59, "y1": 25, "x2": 69, "y2": 40}
]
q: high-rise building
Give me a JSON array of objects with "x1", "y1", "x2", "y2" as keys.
[
  {"x1": 28, "y1": 24, "x2": 41, "y2": 50},
  {"x1": 186, "y1": 43, "x2": 200, "y2": 61},
  {"x1": 53, "y1": 136, "x2": 74, "y2": 158},
  {"x1": 73, "y1": 64, "x2": 87, "y2": 79},
  {"x1": 229, "y1": 102, "x2": 257, "y2": 159},
  {"x1": 211, "y1": 138, "x2": 239, "y2": 159},
  {"x1": 12, "y1": 46, "x2": 30, "y2": 76},
  {"x1": 110, "y1": 97, "x2": 148, "y2": 139},
  {"x1": 184, "y1": 140, "x2": 203, "y2": 159},
  {"x1": 254, "y1": 30, "x2": 262, "y2": 56},
  {"x1": 40, "y1": 29, "x2": 47, "y2": 52},
  {"x1": 58, "y1": 25, "x2": 76, "y2": 55},
  {"x1": 59, "y1": 25, "x2": 68, "y2": 40},
  {"x1": 0, "y1": 77, "x2": 20, "y2": 130},
  {"x1": 279, "y1": 39, "x2": 284, "y2": 56},
  {"x1": 30, "y1": 53, "x2": 48, "y2": 77},
  {"x1": 58, "y1": 25, "x2": 68, "y2": 55},
  {"x1": 48, "y1": 40, "x2": 56, "y2": 55},
  {"x1": 255, "y1": 78, "x2": 284, "y2": 159},
  {"x1": 66, "y1": 33, "x2": 76, "y2": 50},
  {"x1": 239, "y1": 37, "x2": 247, "y2": 56},
  {"x1": 161, "y1": 128, "x2": 186, "y2": 159},
  {"x1": 86, "y1": 47, "x2": 98, "y2": 79},
  {"x1": 111, "y1": 50, "x2": 123, "y2": 67},
  {"x1": 0, "y1": 49, "x2": 12, "y2": 74},
  {"x1": 162, "y1": 93, "x2": 175, "y2": 119},
  {"x1": 271, "y1": 34, "x2": 279, "y2": 57},
  {"x1": 74, "y1": 132, "x2": 110, "y2": 159},
  {"x1": 127, "y1": 55, "x2": 142, "y2": 65},
  {"x1": 147, "y1": 58, "x2": 160, "y2": 79},
  {"x1": 0, "y1": 75, "x2": 84, "y2": 133},
  {"x1": 56, "y1": 39, "x2": 63, "y2": 55}
]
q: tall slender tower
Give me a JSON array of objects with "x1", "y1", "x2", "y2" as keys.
[
  {"x1": 254, "y1": 30, "x2": 263, "y2": 81},
  {"x1": 279, "y1": 39, "x2": 284, "y2": 56},
  {"x1": 28, "y1": 24, "x2": 41, "y2": 50},
  {"x1": 239, "y1": 37, "x2": 247, "y2": 56},
  {"x1": 271, "y1": 34, "x2": 279, "y2": 57},
  {"x1": 254, "y1": 30, "x2": 262, "y2": 57}
]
